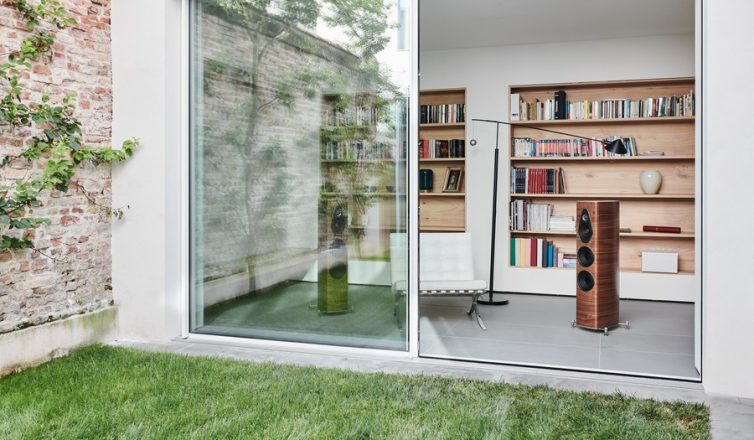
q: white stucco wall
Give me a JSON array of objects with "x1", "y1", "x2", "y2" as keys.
[
  {"x1": 111, "y1": 0, "x2": 184, "y2": 341},
  {"x1": 702, "y1": 0, "x2": 754, "y2": 399},
  {"x1": 110, "y1": 0, "x2": 754, "y2": 399}
]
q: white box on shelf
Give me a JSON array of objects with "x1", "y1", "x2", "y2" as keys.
[{"x1": 641, "y1": 250, "x2": 678, "y2": 273}]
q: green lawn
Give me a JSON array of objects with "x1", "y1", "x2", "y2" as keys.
[{"x1": 0, "y1": 345, "x2": 709, "y2": 439}]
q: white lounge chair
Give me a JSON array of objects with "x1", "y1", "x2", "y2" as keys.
[{"x1": 391, "y1": 233, "x2": 487, "y2": 330}]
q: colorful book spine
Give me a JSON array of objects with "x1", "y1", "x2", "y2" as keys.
[{"x1": 509, "y1": 237, "x2": 564, "y2": 269}]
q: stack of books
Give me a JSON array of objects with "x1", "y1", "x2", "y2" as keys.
[
  {"x1": 420, "y1": 104, "x2": 465, "y2": 124},
  {"x1": 510, "y1": 200, "x2": 551, "y2": 231},
  {"x1": 511, "y1": 90, "x2": 695, "y2": 121},
  {"x1": 510, "y1": 237, "x2": 568, "y2": 268},
  {"x1": 549, "y1": 216, "x2": 576, "y2": 232},
  {"x1": 562, "y1": 253, "x2": 577, "y2": 268},
  {"x1": 511, "y1": 167, "x2": 566, "y2": 194},
  {"x1": 512, "y1": 136, "x2": 638, "y2": 157},
  {"x1": 418, "y1": 139, "x2": 465, "y2": 159}
]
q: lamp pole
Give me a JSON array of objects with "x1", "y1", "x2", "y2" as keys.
[{"x1": 470, "y1": 118, "x2": 626, "y2": 306}]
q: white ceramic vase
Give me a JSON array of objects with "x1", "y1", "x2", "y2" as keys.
[{"x1": 640, "y1": 170, "x2": 662, "y2": 194}]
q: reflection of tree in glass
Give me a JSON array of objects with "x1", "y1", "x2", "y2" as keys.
[{"x1": 201, "y1": 0, "x2": 401, "y2": 282}]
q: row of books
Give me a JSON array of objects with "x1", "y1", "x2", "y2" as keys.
[
  {"x1": 418, "y1": 139, "x2": 465, "y2": 159},
  {"x1": 420, "y1": 104, "x2": 465, "y2": 124},
  {"x1": 512, "y1": 91, "x2": 695, "y2": 121},
  {"x1": 322, "y1": 141, "x2": 396, "y2": 161},
  {"x1": 510, "y1": 237, "x2": 577, "y2": 268},
  {"x1": 509, "y1": 200, "x2": 576, "y2": 232},
  {"x1": 511, "y1": 167, "x2": 566, "y2": 194},
  {"x1": 324, "y1": 106, "x2": 379, "y2": 127},
  {"x1": 512, "y1": 136, "x2": 638, "y2": 157}
]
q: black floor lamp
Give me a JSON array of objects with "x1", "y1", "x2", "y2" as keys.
[{"x1": 470, "y1": 118, "x2": 626, "y2": 306}]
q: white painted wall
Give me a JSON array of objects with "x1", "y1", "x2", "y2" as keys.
[
  {"x1": 108, "y1": 0, "x2": 754, "y2": 399},
  {"x1": 702, "y1": 0, "x2": 754, "y2": 399},
  {"x1": 420, "y1": 34, "x2": 696, "y2": 300},
  {"x1": 111, "y1": 0, "x2": 184, "y2": 341}
]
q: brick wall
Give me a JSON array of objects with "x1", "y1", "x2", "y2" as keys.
[{"x1": 0, "y1": 0, "x2": 114, "y2": 334}]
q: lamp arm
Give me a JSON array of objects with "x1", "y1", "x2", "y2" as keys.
[{"x1": 471, "y1": 118, "x2": 609, "y2": 145}]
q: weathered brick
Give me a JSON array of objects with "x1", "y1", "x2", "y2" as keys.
[{"x1": 0, "y1": 1, "x2": 115, "y2": 335}]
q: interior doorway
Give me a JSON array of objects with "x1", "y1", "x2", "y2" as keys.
[{"x1": 417, "y1": 0, "x2": 701, "y2": 380}]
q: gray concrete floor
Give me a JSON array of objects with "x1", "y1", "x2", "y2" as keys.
[
  {"x1": 421, "y1": 293, "x2": 699, "y2": 379},
  {"x1": 112, "y1": 339, "x2": 754, "y2": 439}
]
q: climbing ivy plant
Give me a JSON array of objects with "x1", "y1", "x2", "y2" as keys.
[{"x1": 0, "y1": 0, "x2": 138, "y2": 255}]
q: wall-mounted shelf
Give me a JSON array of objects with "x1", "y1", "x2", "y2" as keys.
[
  {"x1": 509, "y1": 193, "x2": 695, "y2": 200},
  {"x1": 510, "y1": 155, "x2": 695, "y2": 162},
  {"x1": 420, "y1": 158, "x2": 466, "y2": 162},
  {"x1": 419, "y1": 122, "x2": 466, "y2": 128},
  {"x1": 419, "y1": 88, "x2": 467, "y2": 233},
  {"x1": 508, "y1": 77, "x2": 696, "y2": 275},
  {"x1": 511, "y1": 230, "x2": 695, "y2": 239},
  {"x1": 509, "y1": 116, "x2": 694, "y2": 126}
]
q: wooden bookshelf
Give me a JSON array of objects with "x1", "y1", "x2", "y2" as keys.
[
  {"x1": 508, "y1": 77, "x2": 696, "y2": 274},
  {"x1": 419, "y1": 88, "x2": 467, "y2": 232}
]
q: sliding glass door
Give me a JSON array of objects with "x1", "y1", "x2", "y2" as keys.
[{"x1": 189, "y1": 0, "x2": 412, "y2": 350}]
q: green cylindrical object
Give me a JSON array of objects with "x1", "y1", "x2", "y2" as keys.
[{"x1": 317, "y1": 239, "x2": 349, "y2": 313}]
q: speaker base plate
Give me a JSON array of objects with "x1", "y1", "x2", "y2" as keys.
[{"x1": 571, "y1": 320, "x2": 630, "y2": 335}]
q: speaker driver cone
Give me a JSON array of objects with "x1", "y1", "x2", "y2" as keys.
[
  {"x1": 577, "y1": 246, "x2": 595, "y2": 267},
  {"x1": 578, "y1": 209, "x2": 593, "y2": 243},
  {"x1": 577, "y1": 270, "x2": 595, "y2": 292}
]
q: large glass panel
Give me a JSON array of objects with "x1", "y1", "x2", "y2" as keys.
[{"x1": 190, "y1": 0, "x2": 411, "y2": 350}]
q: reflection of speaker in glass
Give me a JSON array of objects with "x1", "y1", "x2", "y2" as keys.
[
  {"x1": 419, "y1": 169, "x2": 433, "y2": 192},
  {"x1": 573, "y1": 200, "x2": 626, "y2": 333},
  {"x1": 318, "y1": 204, "x2": 350, "y2": 314},
  {"x1": 318, "y1": 238, "x2": 349, "y2": 313}
]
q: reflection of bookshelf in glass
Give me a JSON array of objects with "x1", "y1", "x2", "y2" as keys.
[
  {"x1": 508, "y1": 77, "x2": 696, "y2": 274},
  {"x1": 419, "y1": 88, "x2": 467, "y2": 232},
  {"x1": 319, "y1": 93, "x2": 405, "y2": 258}
]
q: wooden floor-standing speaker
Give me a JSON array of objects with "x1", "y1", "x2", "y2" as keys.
[{"x1": 573, "y1": 200, "x2": 628, "y2": 334}]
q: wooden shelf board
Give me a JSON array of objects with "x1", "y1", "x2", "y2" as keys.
[
  {"x1": 510, "y1": 230, "x2": 575, "y2": 236},
  {"x1": 321, "y1": 159, "x2": 401, "y2": 164},
  {"x1": 419, "y1": 122, "x2": 465, "y2": 128},
  {"x1": 420, "y1": 192, "x2": 466, "y2": 197},
  {"x1": 420, "y1": 87, "x2": 467, "y2": 94},
  {"x1": 510, "y1": 155, "x2": 695, "y2": 162},
  {"x1": 420, "y1": 226, "x2": 466, "y2": 232},
  {"x1": 507, "y1": 266, "x2": 694, "y2": 275},
  {"x1": 509, "y1": 193, "x2": 695, "y2": 200},
  {"x1": 509, "y1": 77, "x2": 695, "y2": 91},
  {"x1": 510, "y1": 116, "x2": 694, "y2": 126},
  {"x1": 510, "y1": 230, "x2": 694, "y2": 239},
  {"x1": 321, "y1": 192, "x2": 405, "y2": 197},
  {"x1": 623, "y1": 231, "x2": 695, "y2": 239},
  {"x1": 420, "y1": 158, "x2": 466, "y2": 162}
]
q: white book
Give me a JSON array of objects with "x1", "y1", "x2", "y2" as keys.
[{"x1": 510, "y1": 93, "x2": 521, "y2": 121}]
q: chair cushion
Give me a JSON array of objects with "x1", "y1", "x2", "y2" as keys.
[{"x1": 420, "y1": 233, "x2": 476, "y2": 281}]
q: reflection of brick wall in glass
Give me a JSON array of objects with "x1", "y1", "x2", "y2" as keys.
[{"x1": 197, "y1": 5, "x2": 365, "y2": 281}]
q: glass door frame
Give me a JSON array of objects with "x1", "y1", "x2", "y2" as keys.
[
  {"x1": 180, "y1": 0, "x2": 703, "y2": 376},
  {"x1": 181, "y1": 0, "x2": 422, "y2": 357}
]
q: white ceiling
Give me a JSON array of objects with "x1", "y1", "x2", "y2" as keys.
[{"x1": 420, "y1": 0, "x2": 694, "y2": 51}]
